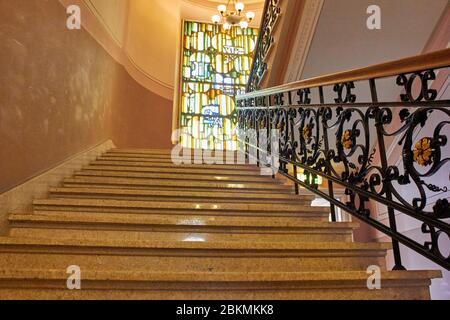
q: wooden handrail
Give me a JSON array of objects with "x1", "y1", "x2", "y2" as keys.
[{"x1": 239, "y1": 48, "x2": 450, "y2": 99}]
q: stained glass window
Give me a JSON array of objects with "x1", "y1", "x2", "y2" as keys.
[{"x1": 179, "y1": 21, "x2": 258, "y2": 150}]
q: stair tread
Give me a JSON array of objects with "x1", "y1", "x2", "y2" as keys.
[
  {"x1": 108, "y1": 148, "x2": 227, "y2": 155},
  {"x1": 32, "y1": 209, "x2": 329, "y2": 220},
  {"x1": 102, "y1": 153, "x2": 243, "y2": 160},
  {"x1": 33, "y1": 198, "x2": 330, "y2": 212},
  {"x1": 49, "y1": 187, "x2": 313, "y2": 201},
  {"x1": 0, "y1": 236, "x2": 391, "y2": 251},
  {"x1": 0, "y1": 269, "x2": 441, "y2": 282},
  {"x1": 75, "y1": 170, "x2": 281, "y2": 182},
  {"x1": 63, "y1": 177, "x2": 291, "y2": 189},
  {"x1": 91, "y1": 161, "x2": 259, "y2": 170},
  {"x1": 82, "y1": 165, "x2": 265, "y2": 176},
  {"x1": 96, "y1": 156, "x2": 252, "y2": 165},
  {"x1": 9, "y1": 212, "x2": 357, "y2": 229}
]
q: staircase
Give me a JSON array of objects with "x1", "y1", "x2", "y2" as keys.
[{"x1": 0, "y1": 148, "x2": 441, "y2": 299}]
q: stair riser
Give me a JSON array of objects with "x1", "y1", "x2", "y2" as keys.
[
  {"x1": 0, "y1": 252, "x2": 387, "y2": 272},
  {"x1": 33, "y1": 206, "x2": 330, "y2": 220},
  {"x1": 91, "y1": 161, "x2": 259, "y2": 171},
  {"x1": 102, "y1": 150, "x2": 242, "y2": 158},
  {"x1": 108, "y1": 149, "x2": 174, "y2": 154},
  {"x1": 105, "y1": 149, "x2": 240, "y2": 155},
  {"x1": 9, "y1": 227, "x2": 354, "y2": 242},
  {"x1": 76, "y1": 171, "x2": 281, "y2": 183},
  {"x1": 33, "y1": 199, "x2": 329, "y2": 213},
  {"x1": 102, "y1": 153, "x2": 246, "y2": 161},
  {"x1": 0, "y1": 283, "x2": 432, "y2": 300},
  {"x1": 63, "y1": 178, "x2": 290, "y2": 191},
  {"x1": 48, "y1": 194, "x2": 312, "y2": 204},
  {"x1": 50, "y1": 188, "x2": 308, "y2": 200},
  {"x1": 97, "y1": 156, "x2": 253, "y2": 165},
  {"x1": 83, "y1": 166, "x2": 267, "y2": 176}
]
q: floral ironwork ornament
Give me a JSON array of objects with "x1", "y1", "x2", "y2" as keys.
[{"x1": 413, "y1": 137, "x2": 435, "y2": 167}]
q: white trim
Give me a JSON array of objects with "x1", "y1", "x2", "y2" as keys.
[{"x1": 284, "y1": 0, "x2": 324, "y2": 83}]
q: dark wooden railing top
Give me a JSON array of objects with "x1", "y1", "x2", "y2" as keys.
[{"x1": 240, "y1": 48, "x2": 450, "y2": 99}]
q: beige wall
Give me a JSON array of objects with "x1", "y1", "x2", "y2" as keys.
[
  {"x1": 0, "y1": 0, "x2": 173, "y2": 193},
  {"x1": 125, "y1": 0, "x2": 180, "y2": 91}
]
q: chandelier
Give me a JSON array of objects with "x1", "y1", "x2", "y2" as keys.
[{"x1": 211, "y1": 1, "x2": 255, "y2": 30}]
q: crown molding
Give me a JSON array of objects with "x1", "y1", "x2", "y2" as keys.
[
  {"x1": 82, "y1": 0, "x2": 124, "y2": 47},
  {"x1": 283, "y1": 0, "x2": 324, "y2": 83}
]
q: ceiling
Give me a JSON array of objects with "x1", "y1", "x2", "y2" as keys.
[
  {"x1": 277, "y1": 0, "x2": 448, "y2": 104},
  {"x1": 183, "y1": 0, "x2": 264, "y2": 10}
]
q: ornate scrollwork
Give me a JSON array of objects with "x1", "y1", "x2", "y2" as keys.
[
  {"x1": 396, "y1": 70, "x2": 438, "y2": 102},
  {"x1": 274, "y1": 93, "x2": 284, "y2": 106},
  {"x1": 297, "y1": 88, "x2": 311, "y2": 105},
  {"x1": 334, "y1": 82, "x2": 356, "y2": 103}
]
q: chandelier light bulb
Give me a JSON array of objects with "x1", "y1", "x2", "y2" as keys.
[
  {"x1": 213, "y1": 2, "x2": 253, "y2": 29},
  {"x1": 246, "y1": 11, "x2": 255, "y2": 21},
  {"x1": 239, "y1": 21, "x2": 249, "y2": 29},
  {"x1": 235, "y1": 2, "x2": 245, "y2": 12},
  {"x1": 217, "y1": 4, "x2": 227, "y2": 14},
  {"x1": 211, "y1": 15, "x2": 221, "y2": 24}
]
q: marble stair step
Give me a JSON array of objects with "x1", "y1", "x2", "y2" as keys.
[
  {"x1": 75, "y1": 169, "x2": 281, "y2": 183},
  {"x1": 63, "y1": 182, "x2": 296, "y2": 195},
  {"x1": 9, "y1": 212, "x2": 357, "y2": 242},
  {"x1": 0, "y1": 237, "x2": 391, "y2": 272},
  {"x1": 48, "y1": 187, "x2": 314, "y2": 204},
  {"x1": 62, "y1": 176, "x2": 294, "y2": 192},
  {"x1": 82, "y1": 165, "x2": 270, "y2": 176},
  {"x1": 33, "y1": 198, "x2": 330, "y2": 216},
  {"x1": 33, "y1": 204, "x2": 330, "y2": 219},
  {"x1": 96, "y1": 156, "x2": 253, "y2": 166},
  {"x1": 0, "y1": 269, "x2": 440, "y2": 300},
  {"x1": 90, "y1": 160, "x2": 259, "y2": 171},
  {"x1": 102, "y1": 152, "x2": 247, "y2": 161},
  {"x1": 107, "y1": 148, "x2": 232, "y2": 156}
]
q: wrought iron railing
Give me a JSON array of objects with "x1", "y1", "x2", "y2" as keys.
[
  {"x1": 246, "y1": 0, "x2": 281, "y2": 92},
  {"x1": 235, "y1": 48, "x2": 450, "y2": 271}
]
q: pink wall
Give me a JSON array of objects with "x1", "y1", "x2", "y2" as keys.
[
  {"x1": 0, "y1": 0, "x2": 173, "y2": 193},
  {"x1": 355, "y1": 7, "x2": 450, "y2": 299}
]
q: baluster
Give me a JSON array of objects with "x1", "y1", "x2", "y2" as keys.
[
  {"x1": 288, "y1": 91, "x2": 299, "y2": 195},
  {"x1": 370, "y1": 78, "x2": 406, "y2": 270},
  {"x1": 319, "y1": 86, "x2": 337, "y2": 222}
]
